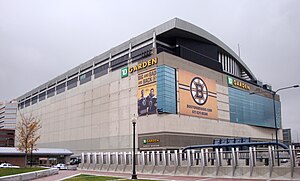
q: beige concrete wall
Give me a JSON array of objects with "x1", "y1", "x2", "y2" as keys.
[{"x1": 18, "y1": 62, "x2": 139, "y2": 153}]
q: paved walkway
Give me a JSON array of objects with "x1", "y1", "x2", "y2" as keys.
[{"x1": 33, "y1": 170, "x2": 295, "y2": 181}]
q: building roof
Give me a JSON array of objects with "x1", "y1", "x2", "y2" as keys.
[
  {"x1": 0, "y1": 147, "x2": 73, "y2": 156},
  {"x1": 17, "y1": 18, "x2": 256, "y2": 101}
]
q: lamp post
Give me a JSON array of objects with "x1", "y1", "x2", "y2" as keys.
[
  {"x1": 131, "y1": 115, "x2": 138, "y2": 180},
  {"x1": 250, "y1": 84, "x2": 299, "y2": 166}
]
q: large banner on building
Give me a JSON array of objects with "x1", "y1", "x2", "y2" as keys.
[
  {"x1": 137, "y1": 68, "x2": 157, "y2": 116},
  {"x1": 178, "y1": 69, "x2": 218, "y2": 119}
]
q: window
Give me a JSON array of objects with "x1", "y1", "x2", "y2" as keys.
[
  {"x1": 228, "y1": 87, "x2": 281, "y2": 128},
  {"x1": 157, "y1": 65, "x2": 176, "y2": 114},
  {"x1": 31, "y1": 95, "x2": 38, "y2": 104},
  {"x1": 39, "y1": 92, "x2": 46, "y2": 101},
  {"x1": 56, "y1": 83, "x2": 66, "y2": 94},
  {"x1": 80, "y1": 70, "x2": 92, "y2": 85},
  {"x1": 67, "y1": 77, "x2": 78, "y2": 90},
  {"x1": 111, "y1": 54, "x2": 128, "y2": 69},
  {"x1": 47, "y1": 87, "x2": 55, "y2": 98},
  {"x1": 94, "y1": 63, "x2": 109, "y2": 78},
  {"x1": 131, "y1": 44, "x2": 153, "y2": 62},
  {"x1": 25, "y1": 99, "x2": 30, "y2": 107}
]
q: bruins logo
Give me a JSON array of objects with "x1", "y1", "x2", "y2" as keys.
[{"x1": 190, "y1": 77, "x2": 208, "y2": 105}]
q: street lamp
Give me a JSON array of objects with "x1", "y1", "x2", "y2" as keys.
[
  {"x1": 250, "y1": 84, "x2": 299, "y2": 166},
  {"x1": 131, "y1": 115, "x2": 138, "y2": 180}
]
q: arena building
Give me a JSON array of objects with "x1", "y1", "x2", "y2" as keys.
[{"x1": 16, "y1": 18, "x2": 282, "y2": 154}]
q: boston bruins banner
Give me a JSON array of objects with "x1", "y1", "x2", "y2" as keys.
[
  {"x1": 178, "y1": 69, "x2": 218, "y2": 119},
  {"x1": 137, "y1": 68, "x2": 157, "y2": 116}
]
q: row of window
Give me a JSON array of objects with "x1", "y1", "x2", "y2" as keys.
[
  {"x1": 18, "y1": 63, "x2": 109, "y2": 109},
  {"x1": 228, "y1": 87, "x2": 281, "y2": 128},
  {"x1": 18, "y1": 43, "x2": 154, "y2": 109}
]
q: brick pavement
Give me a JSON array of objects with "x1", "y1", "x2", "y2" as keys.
[{"x1": 33, "y1": 170, "x2": 296, "y2": 181}]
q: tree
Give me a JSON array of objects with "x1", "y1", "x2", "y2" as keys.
[{"x1": 16, "y1": 113, "x2": 41, "y2": 167}]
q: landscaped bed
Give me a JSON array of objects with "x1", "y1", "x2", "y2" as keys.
[{"x1": 0, "y1": 167, "x2": 47, "y2": 177}]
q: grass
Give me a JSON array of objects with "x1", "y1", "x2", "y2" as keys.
[
  {"x1": 64, "y1": 174, "x2": 159, "y2": 181},
  {"x1": 63, "y1": 174, "x2": 121, "y2": 181},
  {"x1": 0, "y1": 167, "x2": 47, "y2": 177}
]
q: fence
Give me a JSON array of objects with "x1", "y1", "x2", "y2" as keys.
[{"x1": 79, "y1": 145, "x2": 300, "y2": 179}]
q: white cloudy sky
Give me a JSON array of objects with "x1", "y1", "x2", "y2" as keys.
[{"x1": 0, "y1": 0, "x2": 299, "y2": 141}]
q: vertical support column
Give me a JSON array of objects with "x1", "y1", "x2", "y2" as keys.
[
  {"x1": 87, "y1": 153, "x2": 91, "y2": 164},
  {"x1": 115, "y1": 152, "x2": 119, "y2": 165},
  {"x1": 236, "y1": 148, "x2": 239, "y2": 166},
  {"x1": 219, "y1": 148, "x2": 223, "y2": 166},
  {"x1": 178, "y1": 150, "x2": 183, "y2": 166},
  {"x1": 141, "y1": 151, "x2": 145, "y2": 165},
  {"x1": 253, "y1": 147, "x2": 257, "y2": 166},
  {"x1": 107, "y1": 152, "x2": 111, "y2": 165},
  {"x1": 162, "y1": 151, "x2": 166, "y2": 166},
  {"x1": 100, "y1": 152, "x2": 104, "y2": 164},
  {"x1": 93, "y1": 152, "x2": 97, "y2": 164},
  {"x1": 166, "y1": 150, "x2": 171, "y2": 166},
  {"x1": 215, "y1": 148, "x2": 220, "y2": 175},
  {"x1": 81, "y1": 152, "x2": 85, "y2": 164},
  {"x1": 123, "y1": 152, "x2": 127, "y2": 165},
  {"x1": 271, "y1": 146, "x2": 275, "y2": 166},
  {"x1": 152, "y1": 31, "x2": 156, "y2": 49},
  {"x1": 200, "y1": 149, "x2": 205, "y2": 167},
  {"x1": 187, "y1": 150, "x2": 191, "y2": 166},
  {"x1": 146, "y1": 151, "x2": 150, "y2": 165},
  {"x1": 205, "y1": 149, "x2": 209, "y2": 166},
  {"x1": 151, "y1": 151, "x2": 156, "y2": 166},
  {"x1": 249, "y1": 147, "x2": 254, "y2": 176},
  {"x1": 137, "y1": 151, "x2": 141, "y2": 165},
  {"x1": 289, "y1": 145, "x2": 295, "y2": 177},
  {"x1": 231, "y1": 147, "x2": 236, "y2": 176},
  {"x1": 174, "y1": 150, "x2": 178, "y2": 166},
  {"x1": 268, "y1": 146, "x2": 274, "y2": 177},
  {"x1": 191, "y1": 150, "x2": 196, "y2": 166},
  {"x1": 156, "y1": 151, "x2": 160, "y2": 165}
]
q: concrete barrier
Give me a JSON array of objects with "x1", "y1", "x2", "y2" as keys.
[{"x1": 0, "y1": 168, "x2": 59, "y2": 181}]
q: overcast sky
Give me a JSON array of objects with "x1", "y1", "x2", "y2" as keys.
[{"x1": 1, "y1": 0, "x2": 299, "y2": 141}]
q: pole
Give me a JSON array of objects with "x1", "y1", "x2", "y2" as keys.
[
  {"x1": 30, "y1": 144, "x2": 33, "y2": 167},
  {"x1": 131, "y1": 121, "x2": 137, "y2": 179},
  {"x1": 272, "y1": 93, "x2": 280, "y2": 166}
]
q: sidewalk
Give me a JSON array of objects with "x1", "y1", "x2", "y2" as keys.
[{"x1": 33, "y1": 170, "x2": 287, "y2": 181}]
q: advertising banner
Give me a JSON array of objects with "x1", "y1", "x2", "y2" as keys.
[
  {"x1": 178, "y1": 69, "x2": 218, "y2": 119},
  {"x1": 137, "y1": 68, "x2": 157, "y2": 116}
]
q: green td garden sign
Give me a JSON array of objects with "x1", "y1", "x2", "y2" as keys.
[{"x1": 121, "y1": 67, "x2": 128, "y2": 78}]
